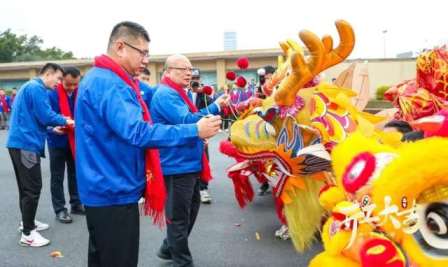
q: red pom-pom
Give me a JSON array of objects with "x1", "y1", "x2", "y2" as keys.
[
  {"x1": 236, "y1": 57, "x2": 249, "y2": 69},
  {"x1": 235, "y1": 76, "x2": 247, "y2": 88},
  {"x1": 202, "y1": 85, "x2": 213, "y2": 95},
  {"x1": 226, "y1": 71, "x2": 237, "y2": 81}
]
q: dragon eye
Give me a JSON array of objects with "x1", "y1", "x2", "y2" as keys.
[
  {"x1": 402, "y1": 197, "x2": 408, "y2": 209},
  {"x1": 342, "y1": 152, "x2": 376, "y2": 193},
  {"x1": 361, "y1": 195, "x2": 371, "y2": 207},
  {"x1": 425, "y1": 203, "x2": 448, "y2": 237},
  {"x1": 418, "y1": 202, "x2": 448, "y2": 249},
  {"x1": 342, "y1": 152, "x2": 395, "y2": 194}
]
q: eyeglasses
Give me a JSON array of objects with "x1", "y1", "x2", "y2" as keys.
[
  {"x1": 168, "y1": 67, "x2": 193, "y2": 72},
  {"x1": 123, "y1": 41, "x2": 149, "y2": 58}
]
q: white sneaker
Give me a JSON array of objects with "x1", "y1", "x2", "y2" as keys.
[
  {"x1": 200, "y1": 190, "x2": 212, "y2": 204},
  {"x1": 275, "y1": 225, "x2": 290, "y2": 240},
  {"x1": 18, "y1": 220, "x2": 50, "y2": 232},
  {"x1": 19, "y1": 229, "x2": 50, "y2": 247}
]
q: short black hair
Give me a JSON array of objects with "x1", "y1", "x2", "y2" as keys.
[
  {"x1": 63, "y1": 66, "x2": 81, "y2": 78},
  {"x1": 141, "y1": 68, "x2": 151, "y2": 76},
  {"x1": 39, "y1": 63, "x2": 64, "y2": 75},
  {"x1": 108, "y1": 21, "x2": 150, "y2": 49},
  {"x1": 263, "y1": 65, "x2": 276, "y2": 75},
  {"x1": 384, "y1": 120, "x2": 413, "y2": 134}
]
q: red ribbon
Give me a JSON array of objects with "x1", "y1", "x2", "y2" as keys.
[
  {"x1": 0, "y1": 95, "x2": 9, "y2": 113},
  {"x1": 56, "y1": 83, "x2": 76, "y2": 158}
]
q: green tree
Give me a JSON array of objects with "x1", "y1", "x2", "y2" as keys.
[
  {"x1": 0, "y1": 29, "x2": 75, "y2": 63},
  {"x1": 376, "y1": 85, "x2": 390, "y2": 100}
]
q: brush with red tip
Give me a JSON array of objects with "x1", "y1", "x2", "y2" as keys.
[{"x1": 410, "y1": 109, "x2": 448, "y2": 137}]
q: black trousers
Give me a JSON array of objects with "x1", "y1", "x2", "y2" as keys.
[
  {"x1": 8, "y1": 148, "x2": 42, "y2": 235},
  {"x1": 160, "y1": 172, "x2": 201, "y2": 267},
  {"x1": 85, "y1": 204, "x2": 139, "y2": 267},
  {"x1": 49, "y1": 147, "x2": 80, "y2": 214}
]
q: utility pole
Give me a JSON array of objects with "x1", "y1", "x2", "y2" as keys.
[{"x1": 382, "y1": 30, "x2": 388, "y2": 58}]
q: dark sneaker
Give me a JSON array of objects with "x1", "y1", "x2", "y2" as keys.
[
  {"x1": 157, "y1": 248, "x2": 172, "y2": 261},
  {"x1": 258, "y1": 182, "x2": 270, "y2": 196},
  {"x1": 56, "y1": 210, "x2": 73, "y2": 224}
]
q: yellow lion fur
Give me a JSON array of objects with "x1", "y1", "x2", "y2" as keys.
[
  {"x1": 311, "y1": 135, "x2": 448, "y2": 266},
  {"x1": 371, "y1": 137, "x2": 448, "y2": 266},
  {"x1": 319, "y1": 186, "x2": 346, "y2": 211},
  {"x1": 285, "y1": 178, "x2": 324, "y2": 252}
]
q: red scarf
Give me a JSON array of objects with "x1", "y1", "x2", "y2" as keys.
[
  {"x1": 56, "y1": 83, "x2": 76, "y2": 158},
  {"x1": 161, "y1": 76, "x2": 212, "y2": 183},
  {"x1": 0, "y1": 95, "x2": 9, "y2": 113},
  {"x1": 94, "y1": 55, "x2": 166, "y2": 226}
]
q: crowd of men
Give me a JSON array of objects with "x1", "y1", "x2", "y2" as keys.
[
  {"x1": 4, "y1": 21, "x2": 236, "y2": 267},
  {"x1": 2, "y1": 19, "x2": 285, "y2": 267}
]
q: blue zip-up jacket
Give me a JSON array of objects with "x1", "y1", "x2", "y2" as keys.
[
  {"x1": 6, "y1": 78, "x2": 67, "y2": 156},
  {"x1": 139, "y1": 81, "x2": 156, "y2": 108},
  {"x1": 75, "y1": 67, "x2": 200, "y2": 206},
  {"x1": 47, "y1": 89, "x2": 76, "y2": 148},
  {"x1": 150, "y1": 83, "x2": 220, "y2": 175}
]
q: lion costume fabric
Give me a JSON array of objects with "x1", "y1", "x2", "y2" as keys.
[
  {"x1": 219, "y1": 20, "x2": 385, "y2": 252},
  {"x1": 310, "y1": 133, "x2": 448, "y2": 267}
]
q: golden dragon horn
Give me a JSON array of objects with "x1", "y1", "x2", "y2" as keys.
[{"x1": 274, "y1": 20, "x2": 355, "y2": 106}]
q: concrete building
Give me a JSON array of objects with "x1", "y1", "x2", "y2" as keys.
[{"x1": 0, "y1": 48, "x2": 416, "y2": 99}]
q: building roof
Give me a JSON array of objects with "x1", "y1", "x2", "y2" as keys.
[
  {"x1": 0, "y1": 48, "x2": 283, "y2": 71},
  {"x1": 0, "y1": 47, "x2": 417, "y2": 72}
]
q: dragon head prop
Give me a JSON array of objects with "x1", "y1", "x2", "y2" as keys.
[{"x1": 220, "y1": 20, "x2": 384, "y2": 252}]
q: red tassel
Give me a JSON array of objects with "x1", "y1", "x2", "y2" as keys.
[
  {"x1": 143, "y1": 153, "x2": 166, "y2": 227},
  {"x1": 201, "y1": 153, "x2": 212, "y2": 183},
  {"x1": 241, "y1": 175, "x2": 254, "y2": 204},
  {"x1": 274, "y1": 196, "x2": 287, "y2": 225},
  {"x1": 228, "y1": 171, "x2": 254, "y2": 208}
]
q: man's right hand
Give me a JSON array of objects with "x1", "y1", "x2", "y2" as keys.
[{"x1": 197, "y1": 115, "x2": 222, "y2": 139}]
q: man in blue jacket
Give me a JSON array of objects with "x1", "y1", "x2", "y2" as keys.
[
  {"x1": 47, "y1": 66, "x2": 84, "y2": 224},
  {"x1": 7, "y1": 63, "x2": 74, "y2": 247},
  {"x1": 75, "y1": 21, "x2": 221, "y2": 267},
  {"x1": 150, "y1": 54, "x2": 229, "y2": 267}
]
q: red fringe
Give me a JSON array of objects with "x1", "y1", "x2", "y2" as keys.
[
  {"x1": 228, "y1": 171, "x2": 254, "y2": 208},
  {"x1": 274, "y1": 196, "x2": 287, "y2": 225},
  {"x1": 143, "y1": 153, "x2": 167, "y2": 227}
]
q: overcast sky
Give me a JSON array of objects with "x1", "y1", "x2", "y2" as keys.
[{"x1": 1, "y1": 0, "x2": 447, "y2": 59}]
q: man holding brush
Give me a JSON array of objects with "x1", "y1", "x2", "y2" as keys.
[{"x1": 150, "y1": 54, "x2": 229, "y2": 267}]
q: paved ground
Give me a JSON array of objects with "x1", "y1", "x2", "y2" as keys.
[{"x1": 0, "y1": 130, "x2": 322, "y2": 267}]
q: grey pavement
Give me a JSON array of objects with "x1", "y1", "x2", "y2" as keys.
[{"x1": 0, "y1": 130, "x2": 322, "y2": 267}]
